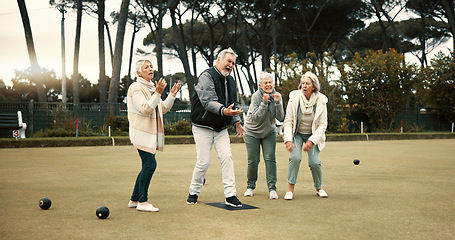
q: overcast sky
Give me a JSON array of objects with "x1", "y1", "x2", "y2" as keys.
[
  {"x1": 0, "y1": 0, "x2": 193, "y2": 87},
  {"x1": 1, "y1": 1, "x2": 453, "y2": 90}
]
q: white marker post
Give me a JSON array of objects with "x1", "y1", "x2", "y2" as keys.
[
  {"x1": 13, "y1": 130, "x2": 19, "y2": 140},
  {"x1": 361, "y1": 122, "x2": 364, "y2": 134},
  {"x1": 452, "y1": 123, "x2": 454, "y2": 133},
  {"x1": 108, "y1": 126, "x2": 111, "y2": 137}
]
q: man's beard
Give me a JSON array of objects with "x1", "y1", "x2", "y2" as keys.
[{"x1": 221, "y1": 70, "x2": 230, "y2": 77}]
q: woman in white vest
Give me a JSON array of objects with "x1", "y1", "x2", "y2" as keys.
[
  {"x1": 283, "y1": 71, "x2": 328, "y2": 200},
  {"x1": 127, "y1": 59, "x2": 180, "y2": 211}
]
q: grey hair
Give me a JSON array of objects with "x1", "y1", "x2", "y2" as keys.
[
  {"x1": 257, "y1": 71, "x2": 274, "y2": 86},
  {"x1": 135, "y1": 59, "x2": 152, "y2": 77},
  {"x1": 217, "y1": 47, "x2": 238, "y2": 60},
  {"x1": 299, "y1": 71, "x2": 320, "y2": 92}
]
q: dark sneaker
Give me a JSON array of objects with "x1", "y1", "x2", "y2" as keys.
[
  {"x1": 186, "y1": 194, "x2": 198, "y2": 205},
  {"x1": 225, "y1": 196, "x2": 242, "y2": 207}
]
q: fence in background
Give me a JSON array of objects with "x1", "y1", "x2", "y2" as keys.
[
  {"x1": 0, "y1": 101, "x2": 451, "y2": 137},
  {"x1": 0, "y1": 102, "x2": 191, "y2": 137},
  {"x1": 394, "y1": 108, "x2": 450, "y2": 132}
]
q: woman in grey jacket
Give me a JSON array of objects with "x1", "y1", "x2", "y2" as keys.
[
  {"x1": 244, "y1": 72, "x2": 284, "y2": 199},
  {"x1": 283, "y1": 71, "x2": 328, "y2": 200}
]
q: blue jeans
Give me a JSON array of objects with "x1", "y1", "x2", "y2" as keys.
[
  {"x1": 131, "y1": 149, "x2": 157, "y2": 203},
  {"x1": 244, "y1": 131, "x2": 277, "y2": 192},
  {"x1": 288, "y1": 133, "x2": 322, "y2": 189}
]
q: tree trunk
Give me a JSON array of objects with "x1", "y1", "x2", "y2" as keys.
[
  {"x1": 440, "y1": 0, "x2": 455, "y2": 50},
  {"x1": 259, "y1": 10, "x2": 271, "y2": 71},
  {"x1": 98, "y1": 0, "x2": 107, "y2": 103},
  {"x1": 108, "y1": 0, "x2": 130, "y2": 104},
  {"x1": 271, "y1": 0, "x2": 278, "y2": 85},
  {"x1": 419, "y1": 16, "x2": 427, "y2": 68},
  {"x1": 190, "y1": 9, "x2": 198, "y2": 80},
  {"x1": 236, "y1": 1, "x2": 255, "y2": 95},
  {"x1": 371, "y1": 0, "x2": 404, "y2": 53},
  {"x1": 137, "y1": 0, "x2": 162, "y2": 78},
  {"x1": 156, "y1": 0, "x2": 166, "y2": 79},
  {"x1": 104, "y1": 21, "x2": 114, "y2": 67},
  {"x1": 17, "y1": 0, "x2": 46, "y2": 102},
  {"x1": 127, "y1": 17, "x2": 138, "y2": 88},
  {"x1": 72, "y1": 0, "x2": 82, "y2": 104},
  {"x1": 168, "y1": 0, "x2": 195, "y2": 100}
]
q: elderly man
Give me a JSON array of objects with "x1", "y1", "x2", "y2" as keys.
[{"x1": 186, "y1": 48, "x2": 245, "y2": 207}]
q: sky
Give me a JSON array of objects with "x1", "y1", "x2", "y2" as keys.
[
  {"x1": 0, "y1": 0, "x2": 453, "y2": 93},
  {"x1": 0, "y1": 0, "x2": 194, "y2": 88}
]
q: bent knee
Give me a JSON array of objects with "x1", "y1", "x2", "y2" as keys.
[
  {"x1": 196, "y1": 162, "x2": 210, "y2": 171},
  {"x1": 289, "y1": 156, "x2": 302, "y2": 165},
  {"x1": 309, "y1": 162, "x2": 321, "y2": 169}
]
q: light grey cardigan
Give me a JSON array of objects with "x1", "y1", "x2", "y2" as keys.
[{"x1": 244, "y1": 89, "x2": 285, "y2": 139}]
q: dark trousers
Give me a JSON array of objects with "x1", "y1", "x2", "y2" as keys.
[{"x1": 131, "y1": 149, "x2": 157, "y2": 203}]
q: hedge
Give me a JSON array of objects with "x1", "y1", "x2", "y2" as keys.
[{"x1": 0, "y1": 132, "x2": 454, "y2": 148}]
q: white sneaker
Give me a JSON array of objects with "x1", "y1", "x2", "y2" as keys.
[
  {"x1": 317, "y1": 189, "x2": 328, "y2": 198},
  {"x1": 136, "y1": 203, "x2": 159, "y2": 212},
  {"x1": 244, "y1": 188, "x2": 254, "y2": 197},
  {"x1": 128, "y1": 200, "x2": 138, "y2": 208},
  {"x1": 269, "y1": 190, "x2": 278, "y2": 199},
  {"x1": 284, "y1": 192, "x2": 293, "y2": 200}
]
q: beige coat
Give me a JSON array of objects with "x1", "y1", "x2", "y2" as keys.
[
  {"x1": 283, "y1": 90, "x2": 328, "y2": 151},
  {"x1": 127, "y1": 82, "x2": 175, "y2": 153}
]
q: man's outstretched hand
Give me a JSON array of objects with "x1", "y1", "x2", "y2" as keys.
[{"x1": 222, "y1": 104, "x2": 243, "y2": 116}]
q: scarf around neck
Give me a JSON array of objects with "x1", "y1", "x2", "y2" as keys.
[
  {"x1": 299, "y1": 91, "x2": 318, "y2": 115},
  {"x1": 259, "y1": 88, "x2": 277, "y2": 104},
  {"x1": 137, "y1": 77, "x2": 156, "y2": 93},
  {"x1": 134, "y1": 77, "x2": 164, "y2": 151}
]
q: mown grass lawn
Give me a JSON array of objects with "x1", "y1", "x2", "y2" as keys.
[{"x1": 0, "y1": 139, "x2": 454, "y2": 239}]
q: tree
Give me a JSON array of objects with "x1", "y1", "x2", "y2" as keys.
[
  {"x1": 338, "y1": 49, "x2": 416, "y2": 131},
  {"x1": 71, "y1": 0, "x2": 83, "y2": 104},
  {"x1": 271, "y1": 52, "x2": 341, "y2": 132},
  {"x1": 400, "y1": 18, "x2": 450, "y2": 67},
  {"x1": 98, "y1": 0, "x2": 107, "y2": 103},
  {"x1": 416, "y1": 52, "x2": 455, "y2": 123},
  {"x1": 77, "y1": 75, "x2": 100, "y2": 102},
  {"x1": 137, "y1": 0, "x2": 170, "y2": 80},
  {"x1": 17, "y1": 0, "x2": 46, "y2": 102},
  {"x1": 50, "y1": 0, "x2": 105, "y2": 102},
  {"x1": 437, "y1": 0, "x2": 455, "y2": 50},
  {"x1": 108, "y1": 0, "x2": 130, "y2": 104},
  {"x1": 0, "y1": 79, "x2": 15, "y2": 101},
  {"x1": 280, "y1": 0, "x2": 370, "y2": 62},
  {"x1": 405, "y1": 0, "x2": 452, "y2": 67},
  {"x1": 366, "y1": 0, "x2": 407, "y2": 53},
  {"x1": 10, "y1": 68, "x2": 61, "y2": 102},
  {"x1": 348, "y1": 18, "x2": 450, "y2": 66},
  {"x1": 167, "y1": 0, "x2": 195, "y2": 99},
  {"x1": 110, "y1": 3, "x2": 146, "y2": 87},
  {"x1": 347, "y1": 21, "x2": 410, "y2": 57}
]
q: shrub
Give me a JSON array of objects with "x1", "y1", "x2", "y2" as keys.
[
  {"x1": 33, "y1": 126, "x2": 104, "y2": 138},
  {"x1": 338, "y1": 49, "x2": 416, "y2": 131},
  {"x1": 102, "y1": 115, "x2": 128, "y2": 136},
  {"x1": 34, "y1": 128, "x2": 75, "y2": 137},
  {"x1": 165, "y1": 119, "x2": 192, "y2": 135}
]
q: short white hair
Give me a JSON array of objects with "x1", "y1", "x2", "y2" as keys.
[
  {"x1": 257, "y1": 71, "x2": 274, "y2": 86},
  {"x1": 299, "y1": 71, "x2": 320, "y2": 92},
  {"x1": 217, "y1": 47, "x2": 238, "y2": 60},
  {"x1": 135, "y1": 59, "x2": 152, "y2": 77}
]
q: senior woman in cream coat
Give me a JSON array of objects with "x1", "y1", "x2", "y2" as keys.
[
  {"x1": 283, "y1": 71, "x2": 328, "y2": 200},
  {"x1": 127, "y1": 59, "x2": 180, "y2": 212}
]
